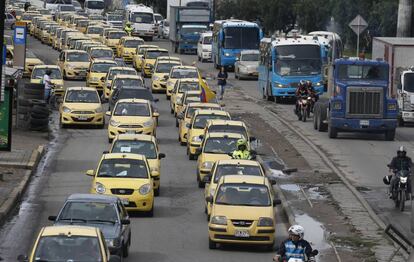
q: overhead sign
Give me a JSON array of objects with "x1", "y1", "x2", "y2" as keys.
[
  {"x1": 349, "y1": 15, "x2": 368, "y2": 36},
  {"x1": 13, "y1": 22, "x2": 27, "y2": 70}
]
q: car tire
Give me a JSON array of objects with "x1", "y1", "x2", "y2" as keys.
[
  {"x1": 175, "y1": 119, "x2": 179, "y2": 127},
  {"x1": 30, "y1": 117, "x2": 48, "y2": 126},
  {"x1": 208, "y1": 238, "x2": 217, "y2": 249},
  {"x1": 154, "y1": 187, "x2": 160, "y2": 196},
  {"x1": 147, "y1": 205, "x2": 154, "y2": 217},
  {"x1": 180, "y1": 141, "x2": 186, "y2": 146},
  {"x1": 122, "y1": 242, "x2": 129, "y2": 258},
  {"x1": 108, "y1": 138, "x2": 113, "y2": 143}
]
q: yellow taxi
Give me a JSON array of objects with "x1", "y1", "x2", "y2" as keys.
[
  {"x1": 85, "y1": 25, "x2": 104, "y2": 41},
  {"x1": 165, "y1": 66, "x2": 199, "y2": 99},
  {"x1": 108, "y1": 75, "x2": 144, "y2": 99},
  {"x1": 75, "y1": 19, "x2": 88, "y2": 33},
  {"x1": 58, "y1": 50, "x2": 90, "y2": 80},
  {"x1": 22, "y1": 226, "x2": 114, "y2": 262},
  {"x1": 101, "y1": 27, "x2": 118, "y2": 44},
  {"x1": 156, "y1": 56, "x2": 182, "y2": 64},
  {"x1": 203, "y1": 159, "x2": 269, "y2": 216},
  {"x1": 24, "y1": 51, "x2": 44, "y2": 78},
  {"x1": 170, "y1": 79, "x2": 201, "y2": 115},
  {"x1": 67, "y1": 35, "x2": 90, "y2": 50},
  {"x1": 59, "y1": 87, "x2": 104, "y2": 128},
  {"x1": 39, "y1": 9, "x2": 53, "y2": 20},
  {"x1": 103, "y1": 67, "x2": 138, "y2": 99},
  {"x1": 207, "y1": 175, "x2": 279, "y2": 250},
  {"x1": 177, "y1": 91, "x2": 203, "y2": 116},
  {"x1": 105, "y1": 30, "x2": 128, "y2": 52},
  {"x1": 132, "y1": 45, "x2": 158, "y2": 71},
  {"x1": 187, "y1": 109, "x2": 231, "y2": 160},
  {"x1": 40, "y1": 23, "x2": 57, "y2": 44},
  {"x1": 109, "y1": 134, "x2": 166, "y2": 196},
  {"x1": 86, "y1": 153, "x2": 155, "y2": 215},
  {"x1": 151, "y1": 59, "x2": 182, "y2": 93},
  {"x1": 141, "y1": 48, "x2": 169, "y2": 78},
  {"x1": 177, "y1": 102, "x2": 222, "y2": 145},
  {"x1": 62, "y1": 32, "x2": 84, "y2": 50},
  {"x1": 87, "y1": 59, "x2": 118, "y2": 92},
  {"x1": 116, "y1": 36, "x2": 144, "y2": 62},
  {"x1": 19, "y1": 12, "x2": 40, "y2": 28},
  {"x1": 107, "y1": 99, "x2": 159, "y2": 143},
  {"x1": 30, "y1": 65, "x2": 65, "y2": 96},
  {"x1": 196, "y1": 132, "x2": 245, "y2": 188},
  {"x1": 74, "y1": 39, "x2": 93, "y2": 50},
  {"x1": 89, "y1": 46, "x2": 114, "y2": 61},
  {"x1": 202, "y1": 120, "x2": 254, "y2": 144}
]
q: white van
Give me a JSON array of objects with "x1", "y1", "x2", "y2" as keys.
[
  {"x1": 84, "y1": 0, "x2": 105, "y2": 15},
  {"x1": 126, "y1": 4, "x2": 156, "y2": 41},
  {"x1": 197, "y1": 31, "x2": 212, "y2": 62}
]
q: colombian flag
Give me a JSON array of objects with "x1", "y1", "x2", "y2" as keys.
[{"x1": 198, "y1": 71, "x2": 216, "y2": 102}]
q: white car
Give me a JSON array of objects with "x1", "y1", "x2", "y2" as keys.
[
  {"x1": 234, "y1": 50, "x2": 260, "y2": 80},
  {"x1": 197, "y1": 32, "x2": 212, "y2": 62},
  {"x1": 158, "y1": 19, "x2": 169, "y2": 39}
]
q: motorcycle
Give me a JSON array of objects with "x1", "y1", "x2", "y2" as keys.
[
  {"x1": 273, "y1": 249, "x2": 318, "y2": 262},
  {"x1": 384, "y1": 165, "x2": 411, "y2": 212},
  {"x1": 296, "y1": 96, "x2": 312, "y2": 122}
]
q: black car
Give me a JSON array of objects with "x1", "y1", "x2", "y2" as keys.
[
  {"x1": 48, "y1": 194, "x2": 131, "y2": 258},
  {"x1": 109, "y1": 86, "x2": 159, "y2": 112}
]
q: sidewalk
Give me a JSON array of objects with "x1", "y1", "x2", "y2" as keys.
[{"x1": 0, "y1": 128, "x2": 47, "y2": 223}]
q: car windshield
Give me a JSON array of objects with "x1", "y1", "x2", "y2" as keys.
[
  {"x1": 97, "y1": 158, "x2": 148, "y2": 178},
  {"x1": 34, "y1": 236, "x2": 102, "y2": 262},
  {"x1": 403, "y1": 73, "x2": 414, "y2": 93},
  {"x1": 186, "y1": 106, "x2": 217, "y2": 118},
  {"x1": 109, "y1": 69, "x2": 136, "y2": 80},
  {"x1": 193, "y1": 114, "x2": 229, "y2": 129},
  {"x1": 108, "y1": 31, "x2": 127, "y2": 39},
  {"x1": 146, "y1": 50, "x2": 168, "y2": 59},
  {"x1": 124, "y1": 40, "x2": 144, "y2": 48},
  {"x1": 154, "y1": 14, "x2": 163, "y2": 22},
  {"x1": 87, "y1": 27, "x2": 103, "y2": 34},
  {"x1": 86, "y1": 1, "x2": 105, "y2": 9},
  {"x1": 184, "y1": 95, "x2": 201, "y2": 104},
  {"x1": 91, "y1": 62, "x2": 116, "y2": 73},
  {"x1": 91, "y1": 49, "x2": 113, "y2": 59},
  {"x1": 131, "y1": 12, "x2": 153, "y2": 24},
  {"x1": 112, "y1": 140, "x2": 157, "y2": 159},
  {"x1": 114, "y1": 102, "x2": 150, "y2": 116},
  {"x1": 65, "y1": 90, "x2": 99, "y2": 103},
  {"x1": 275, "y1": 45, "x2": 322, "y2": 76},
  {"x1": 178, "y1": 82, "x2": 199, "y2": 92},
  {"x1": 78, "y1": 20, "x2": 88, "y2": 27},
  {"x1": 107, "y1": 15, "x2": 123, "y2": 21},
  {"x1": 156, "y1": 63, "x2": 179, "y2": 73},
  {"x1": 241, "y1": 53, "x2": 259, "y2": 61},
  {"x1": 67, "y1": 52, "x2": 89, "y2": 62},
  {"x1": 337, "y1": 64, "x2": 388, "y2": 81},
  {"x1": 32, "y1": 68, "x2": 62, "y2": 79},
  {"x1": 181, "y1": 26, "x2": 207, "y2": 34},
  {"x1": 114, "y1": 79, "x2": 143, "y2": 89},
  {"x1": 214, "y1": 165, "x2": 262, "y2": 183},
  {"x1": 208, "y1": 125, "x2": 247, "y2": 137},
  {"x1": 203, "y1": 137, "x2": 238, "y2": 154},
  {"x1": 60, "y1": 5, "x2": 75, "y2": 11},
  {"x1": 171, "y1": 69, "x2": 198, "y2": 79},
  {"x1": 203, "y1": 36, "x2": 212, "y2": 44},
  {"x1": 224, "y1": 27, "x2": 260, "y2": 49},
  {"x1": 118, "y1": 89, "x2": 154, "y2": 101},
  {"x1": 215, "y1": 183, "x2": 271, "y2": 206},
  {"x1": 59, "y1": 202, "x2": 118, "y2": 223}
]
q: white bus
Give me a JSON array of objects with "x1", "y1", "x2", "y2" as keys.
[{"x1": 44, "y1": 0, "x2": 72, "y2": 14}]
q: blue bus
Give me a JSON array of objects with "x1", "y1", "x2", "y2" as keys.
[
  {"x1": 212, "y1": 20, "x2": 263, "y2": 69},
  {"x1": 258, "y1": 36, "x2": 326, "y2": 103}
]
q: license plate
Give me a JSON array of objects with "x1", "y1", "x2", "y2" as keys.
[
  {"x1": 77, "y1": 116, "x2": 88, "y2": 120},
  {"x1": 126, "y1": 130, "x2": 136, "y2": 134},
  {"x1": 360, "y1": 120, "x2": 369, "y2": 126},
  {"x1": 121, "y1": 198, "x2": 129, "y2": 205},
  {"x1": 234, "y1": 230, "x2": 249, "y2": 238}
]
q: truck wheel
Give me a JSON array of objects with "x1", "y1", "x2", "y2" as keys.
[
  {"x1": 385, "y1": 129, "x2": 396, "y2": 141},
  {"x1": 318, "y1": 103, "x2": 328, "y2": 132},
  {"x1": 266, "y1": 85, "x2": 274, "y2": 102},
  {"x1": 328, "y1": 125, "x2": 337, "y2": 138},
  {"x1": 313, "y1": 105, "x2": 319, "y2": 130},
  {"x1": 398, "y1": 116, "x2": 405, "y2": 127}
]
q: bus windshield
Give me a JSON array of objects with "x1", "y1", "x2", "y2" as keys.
[
  {"x1": 131, "y1": 12, "x2": 153, "y2": 24},
  {"x1": 223, "y1": 27, "x2": 260, "y2": 49},
  {"x1": 275, "y1": 45, "x2": 322, "y2": 76},
  {"x1": 86, "y1": 1, "x2": 104, "y2": 9}
]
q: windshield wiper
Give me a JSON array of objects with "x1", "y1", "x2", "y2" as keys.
[
  {"x1": 88, "y1": 219, "x2": 116, "y2": 224},
  {"x1": 59, "y1": 218, "x2": 87, "y2": 223}
]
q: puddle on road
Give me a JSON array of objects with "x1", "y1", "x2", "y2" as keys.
[
  {"x1": 280, "y1": 184, "x2": 301, "y2": 192},
  {"x1": 261, "y1": 155, "x2": 287, "y2": 178},
  {"x1": 307, "y1": 186, "x2": 327, "y2": 200},
  {"x1": 295, "y1": 213, "x2": 331, "y2": 251}
]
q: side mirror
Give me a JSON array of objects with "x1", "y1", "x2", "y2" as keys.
[
  {"x1": 269, "y1": 178, "x2": 277, "y2": 185},
  {"x1": 121, "y1": 219, "x2": 130, "y2": 225},
  {"x1": 86, "y1": 169, "x2": 94, "y2": 176},
  {"x1": 109, "y1": 255, "x2": 122, "y2": 262},
  {"x1": 203, "y1": 175, "x2": 211, "y2": 183},
  {"x1": 202, "y1": 76, "x2": 206, "y2": 80},
  {"x1": 153, "y1": 112, "x2": 160, "y2": 117},
  {"x1": 198, "y1": 134, "x2": 204, "y2": 140},
  {"x1": 163, "y1": 75, "x2": 169, "y2": 80},
  {"x1": 48, "y1": 215, "x2": 57, "y2": 221},
  {"x1": 195, "y1": 148, "x2": 202, "y2": 155},
  {"x1": 205, "y1": 196, "x2": 212, "y2": 203},
  {"x1": 103, "y1": 150, "x2": 109, "y2": 154},
  {"x1": 249, "y1": 136, "x2": 256, "y2": 142},
  {"x1": 273, "y1": 199, "x2": 282, "y2": 206},
  {"x1": 177, "y1": 113, "x2": 184, "y2": 119},
  {"x1": 17, "y1": 255, "x2": 28, "y2": 262},
  {"x1": 397, "y1": 83, "x2": 402, "y2": 90},
  {"x1": 154, "y1": 98, "x2": 159, "y2": 102},
  {"x1": 151, "y1": 171, "x2": 159, "y2": 178},
  {"x1": 105, "y1": 111, "x2": 111, "y2": 117},
  {"x1": 183, "y1": 133, "x2": 187, "y2": 139},
  {"x1": 100, "y1": 76, "x2": 105, "y2": 81},
  {"x1": 158, "y1": 153, "x2": 166, "y2": 159}
]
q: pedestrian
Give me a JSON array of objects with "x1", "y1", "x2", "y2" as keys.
[
  {"x1": 217, "y1": 66, "x2": 228, "y2": 100},
  {"x1": 24, "y1": 1, "x2": 31, "y2": 12},
  {"x1": 42, "y1": 70, "x2": 53, "y2": 104}
]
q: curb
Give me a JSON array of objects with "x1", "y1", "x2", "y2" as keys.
[
  {"x1": 0, "y1": 145, "x2": 45, "y2": 225},
  {"x1": 0, "y1": 146, "x2": 45, "y2": 170}
]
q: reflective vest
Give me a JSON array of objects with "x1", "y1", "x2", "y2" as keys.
[
  {"x1": 124, "y1": 26, "x2": 133, "y2": 35},
  {"x1": 232, "y1": 150, "x2": 251, "y2": 160},
  {"x1": 284, "y1": 240, "x2": 306, "y2": 260}
]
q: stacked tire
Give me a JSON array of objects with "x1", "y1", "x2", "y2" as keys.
[
  {"x1": 29, "y1": 103, "x2": 49, "y2": 131},
  {"x1": 17, "y1": 83, "x2": 49, "y2": 131}
]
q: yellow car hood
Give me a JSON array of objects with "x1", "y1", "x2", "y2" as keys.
[
  {"x1": 144, "y1": 59, "x2": 156, "y2": 66},
  {"x1": 107, "y1": 39, "x2": 119, "y2": 46},
  {"x1": 90, "y1": 72, "x2": 106, "y2": 79},
  {"x1": 212, "y1": 205, "x2": 273, "y2": 220},
  {"x1": 147, "y1": 159, "x2": 159, "y2": 170},
  {"x1": 123, "y1": 48, "x2": 136, "y2": 54},
  {"x1": 68, "y1": 61, "x2": 90, "y2": 67},
  {"x1": 64, "y1": 102, "x2": 101, "y2": 111},
  {"x1": 201, "y1": 153, "x2": 232, "y2": 164},
  {"x1": 95, "y1": 177, "x2": 151, "y2": 189},
  {"x1": 111, "y1": 115, "x2": 152, "y2": 124},
  {"x1": 26, "y1": 58, "x2": 43, "y2": 66}
]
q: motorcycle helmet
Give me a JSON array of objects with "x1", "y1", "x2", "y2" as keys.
[
  {"x1": 236, "y1": 138, "x2": 247, "y2": 151},
  {"x1": 299, "y1": 80, "x2": 306, "y2": 88},
  {"x1": 288, "y1": 225, "x2": 304, "y2": 239},
  {"x1": 397, "y1": 146, "x2": 406, "y2": 157},
  {"x1": 305, "y1": 80, "x2": 312, "y2": 87},
  {"x1": 126, "y1": 22, "x2": 132, "y2": 26}
]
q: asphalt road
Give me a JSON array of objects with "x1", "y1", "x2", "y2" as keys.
[{"x1": 0, "y1": 35, "x2": 288, "y2": 261}]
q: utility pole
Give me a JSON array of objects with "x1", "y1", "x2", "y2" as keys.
[{"x1": 397, "y1": 0, "x2": 412, "y2": 37}]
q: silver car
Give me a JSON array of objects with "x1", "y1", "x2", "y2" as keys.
[
  {"x1": 234, "y1": 50, "x2": 260, "y2": 80},
  {"x1": 5, "y1": 13, "x2": 16, "y2": 30}
]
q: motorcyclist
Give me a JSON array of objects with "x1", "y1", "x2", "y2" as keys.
[
  {"x1": 124, "y1": 22, "x2": 133, "y2": 36},
  {"x1": 232, "y1": 139, "x2": 252, "y2": 160},
  {"x1": 295, "y1": 81, "x2": 310, "y2": 114},
  {"x1": 273, "y1": 225, "x2": 315, "y2": 262},
  {"x1": 387, "y1": 146, "x2": 413, "y2": 197}
]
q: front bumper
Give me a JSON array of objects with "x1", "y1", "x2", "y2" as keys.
[
  {"x1": 188, "y1": 141, "x2": 201, "y2": 155},
  {"x1": 152, "y1": 80, "x2": 166, "y2": 91},
  {"x1": 201, "y1": 51, "x2": 211, "y2": 60},
  {"x1": 98, "y1": 190, "x2": 154, "y2": 212},
  {"x1": 108, "y1": 125, "x2": 155, "y2": 139},
  {"x1": 401, "y1": 111, "x2": 414, "y2": 122},
  {"x1": 179, "y1": 123, "x2": 189, "y2": 143},
  {"x1": 61, "y1": 112, "x2": 104, "y2": 125},
  {"x1": 123, "y1": 52, "x2": 135, "y2": 63},
  {"x1": 87, "y1": 80, "x2": 104, "y2": 91},
  {"x1": 65, "y1": 68, "x2": 88, "y2": 79},
  {"x1": 209, "y1": 222, "x2": 275, "y2": 245},
  {"x1": 330, "y1": 117, "x2": 397, "y2": 132},
  {"x1": 238, "y1": 69, "x2": 259, "y2": 79}
]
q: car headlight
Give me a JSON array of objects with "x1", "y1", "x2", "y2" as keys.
[
  {"x1": 258, "y1": 217, "x2": 274, "y2": 227},
  {"x1": 95, "y1": 107, "x2": 103, "y2": 113},
  {"x1": 105, "y1": 238, "x2": 120, "y2": 248},
  {"x1": 315, "y1": 81, "x2": 324, "y2": 86},
  {"x1": 95, "y1": 182, "x2": 106, "y2": 194},
  {"x1": 192, "y1": 136, "x2": 202, "y2": 142},
  {"x1": 139, "y1": 183, "x2": 151, "y2": 195},
  {"x1": 274, "y1": 82, "x2": 288, "y2": 88},
  {"x1": 143, "y1": 119, "x2": 153, "y2": 127},
  {"x1": 201, "y1": 161, "x2": 214, "y2": 169},
  {"x1": 109, "y1": 119, "x2": 120, "y2": 127},
  {"x1": 224, "y1": 52, "x2": 230, "y2": 57},
  {"x1": 150, "y1": 166, "x2": 159, "y2": 172},
  {"x1": 211, "y1": 215, "x2": 227, "y2": 225},
  {"x1": 62, "y1": 106, "x2": 71, "y2": 113}
]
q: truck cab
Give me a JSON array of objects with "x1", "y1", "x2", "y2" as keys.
[
  {"x1": 314, "y1": 58, "x2": 398, "y2": 140},
  {"x1": 178, "y1": 24, "x2": 208, "y2": 54},
  {"x1": 397, "y1": 68, "x2": 414, "y2": 126}
]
